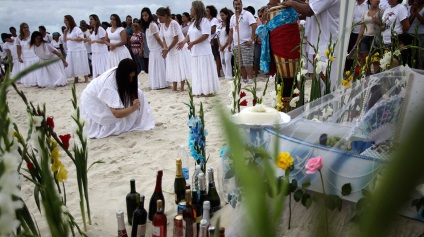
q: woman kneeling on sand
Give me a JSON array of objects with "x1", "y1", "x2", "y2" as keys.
[{"x1": 80, "y1": 58, "x2": 155, "y2": 138}]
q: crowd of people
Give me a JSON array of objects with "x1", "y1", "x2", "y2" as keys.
[{"x1": 1, "y1": 0, "x2": 424, "y2": 138}]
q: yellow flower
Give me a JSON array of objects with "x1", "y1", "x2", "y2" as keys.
[
  {"x1": 348, "y1": 76, "x2": 353, "y2": 81},
  {"x1": 373, "y1": 52, "x2": 379, "y2": 57},
  {"x1": 276, "y1": 152, "x2": 294, "y2": 170},
  {"x1": 329, "y1": 56, "x2": 335, "y2": 61},
  {"x1": 372, "y1": 57, "x2": 379, "y2": 63},
  {"x1": 345, "y1": 71, "x2": 351, "y2": 76},
  {"x1": 325, "y1": 49, "x2": 330, "y2": 57},
  {"x1": 341, "y1": 79, "x2": 352, "y2": 88},
  {"x1": 57, "y1": 166, "x2": 68, "y2": 182}
]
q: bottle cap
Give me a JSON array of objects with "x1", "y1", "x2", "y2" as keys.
[
  {"x1": 203, "y1": 200, "x2": 210, "y2": 210},
  {"x1": 176, "y1": 158, "x2": 182, "y2": 164},
  {"x1": 157, "y1": 199, "x2": 163, "y2": 208},
  {"x1": 140, "y1": 195, "x2": 145, "y2": 202},
  {"x1": 116, "y1": 210, "x2": 124, "y2": 218}
]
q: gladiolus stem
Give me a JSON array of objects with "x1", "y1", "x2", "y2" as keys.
[{"x1": 319, "y1": 170, "x2": 329, "y2": 236}]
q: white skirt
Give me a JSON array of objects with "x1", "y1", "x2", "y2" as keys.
[
  {"x1": 37, "y1": 59, "x2": 67, "y2": 87},
  {"x1": 92, "y1": 52, "x2": 109, "y2": 78},
  {"x1": 11, "y1": 58, "x2": 21, "y2": 81},
  {"x1": 66, "y1": 49, "x2": 90, "y2": 78},
  {"x1": 148, "y1": 49, "x2": 168, "y2": 89},
  {"x1": 19, "y1": 56, "x2": 42, "y2": 86},
  {"x1": 106, "y1": 45, "x2": 131, "y2": 69},
  {"x1": 191, "y1": 54, "x2": 220, "y2": 95},
  {"x1": 165, "y1": 49, "x2": 191, "y2": 83}
]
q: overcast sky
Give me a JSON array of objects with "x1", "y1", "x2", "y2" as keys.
[{"x1": 0, "y1": 0, "x2": 265, "y2": 36}]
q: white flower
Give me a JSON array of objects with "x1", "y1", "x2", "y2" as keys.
[
  {"x1": 296, "y1": 69, "x2": 308, "y2": 82},
  {"x1": 393, "y1": 49, "x2": 401, "y2": 56},
  {"x1": 315, "y1": 60, "x2": 328, "y2": 74},
  {"x1": 30, "y1": 115, "x2": 43, "y2": 128},
  {"x1": 293, "y1": 88, "x2": 300, "y2": 94},
  {"x1": 289, "y1": 96, "x2": 299, "y2": 108},
  {"x1": 252, "y1": 104, "x2": 266, "y2": 112},
  {"x1": 315, "y1": 51, "x2": 321, "y2": 60}
]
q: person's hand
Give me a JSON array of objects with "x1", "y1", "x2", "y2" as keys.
[
  {"x1": 132, "y1": 99, "x2": 141, "y2": 110},
  {"x1": 110, "y1": 44, "x2": 116, "y2": 51},
  {"x1": 63, "y1": 61, "x2": 68, "y2": 67},
  {"x1": 219, "y1": 46, "x2": 225, "y2": 51},
  {"x1": 89, "y1": 40, "x2": 95, "y2": 44},
  {"x1": 162, "y1": 48, "x2": 168, "y2": 58},
  {"x1": 176, "y1": 41, "x2": 186, "y2": 50},
  {"x1": 228, "y1": 44, "x2": 232, "y2": 52},
  {"x1": 245, "y1": 40, "x2": 253, "y2": 46},
  {"x1": 281, "y1": 0, "x2": 293, "y2": 7},
  {"x1": 188, "y1": 42, "x2": 194, "y2": 50}
]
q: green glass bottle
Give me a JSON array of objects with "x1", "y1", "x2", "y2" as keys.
[
  {"x1": 126, "y1": 179, "x2": 140, "y2": 225},
  {"x1": 174, "y1": 158, "x2": 187, "y2": 204},
  {"x1": 207, "y1": 167, "x2": 221, "y2": 213}
]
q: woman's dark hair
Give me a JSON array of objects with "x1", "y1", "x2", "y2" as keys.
[
  {"x1": 220, "y1": 8, "x2": 232, "y2": 36},
  {"x1": 156, "y1": 7, "x2": 171, "y2": 17},
  {"x1": 29, "y1": 31, "x2": 45, "y2": 47},
  {"x1": 176, "y1": 14, "x2": 182, "y2": 25},
  {"x1": 115, "y1": 58, "x2": 138, "y2": 107},
  {"x1": 206, "y1": 5, "x2": 218, "y2": 18},
  {"x1": 182, "y1": 12, "x2": 191, "y2": 22},
  {"x1": 111, "y1": 14, "x2": 122, "y2": 27},
  {"x1": 90, "y1": 14, "x2": 101, "y2": 36},
  {"x1": 140, "y1": 7, "x2": 155, "y2": 30},
  {"x1": 64, "y1": 15, "x2": 77, "y2": 33}
]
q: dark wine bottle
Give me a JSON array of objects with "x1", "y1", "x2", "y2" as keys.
[
  {"x1": 131, "y1": 195, "x2": 147, "y2": 237},
  {"x1": 198, "y1": 173, "x2": 208, "y2": 218},
  {"x1": 182, "y1": 190, "x2": 197, "y2": 237},
  {"x1": 219, "y1": 227, "x2": 225, "y2": 237},
  {"x1": 207, "y1": 168, "x2": 221, "y2": 213},
  {"x1": 152, "y1": 200, "x2": 167, "y2": 237},
  {"x1": 149, "y1": 170, "x2": 165, "y2": 221},
  {"x1": 175, "y1": 158, "x2": 187, "y2": 204},
  {"x1": 126, "y1": 179, "x2": 141, "y2": 225}
]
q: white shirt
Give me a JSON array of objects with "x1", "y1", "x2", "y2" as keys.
[
  {"x1": 65, "y1": 27, "x2": 86, "y2": 51},
  {"x1": 90, "y1": 27, "x2": 108, "y2": 53},
  {"x1": 218, "y1": 24, "x2": 230, "y2": 52},
  {"x1": 42, "y1": 34, "x2": 54, "y2": 43},
  {"x1": 82, "y1": 29, "x2": 92, "y2": 53},
  {"x1": 382, "y1": 4, "x2": 408, "y2": 44},
  {"x1": 2, "y1": 41, "x2": 18, "y2": 60},
  {"x1": 209, "y1": 17, "x2": 220, "y2": 40},
  {"x1": 187, "y1": 18, "x2": 212, "y2": 56},
  {"x1": 160, "y1": 20, "x2": 185, "y2": 56},
  {"x1": 380, "y1": 0, "x2": 390, "y2": 10},
  {"x1": 146, "y1": 22, "x2": 162, "y2": 51},
  {"x1": 308, "y1": 0, "x2": 340, "y2": 54},
  {"x1": 352, "y1": 1, "x2": 369, "y2": 34},
  {"x1": 230, "y1": 10, "x2": 256, "y2": 45}
]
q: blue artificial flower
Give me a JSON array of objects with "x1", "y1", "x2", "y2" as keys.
[{"x1": 220, "y1": 146, "x2": 229, "y2": 158}]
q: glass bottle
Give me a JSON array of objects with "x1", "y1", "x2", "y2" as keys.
[
  {"x1": 182, "y1": 190, "x2": 197, "y2": 237},
  {"x1": 131, "y1": 195, "x2": 147, "y2": 237},
  {"x1": 198, "y1": 220, "x2": 208, "y2": 237},
  {"x1": 178, "y1": 145, "x2": 190, "y2": 180},
  {"x1": 192, "y1": 165, "x2": 202, "y2": 197},
  {"x1": 208, "y1": 226, "x2": 215, "y2": 237},
  {"x1": 207, "y1": 168, "x2": 221, "y2": 213},
  {"x1": 149, "y1": 170, "x2": 165, "y2": 221},
  {"x1": 175, "y1": 158, "x2": 187, "y2": 204},
  {"x1": 219, "y1": 227, "x2": 225, "y2": 237},
  {"x1": 116, "y1": 210, "x2": 128, "y2": 237},
  {"x1": 126, "y1": 179, "x2": 141, "y2": 225},
  {"x1": 152, "y1": 200, "x2": 167, "y2": 237},
  {"x1": 198, "y1": 173, "x2": 208, "y2": 219}
]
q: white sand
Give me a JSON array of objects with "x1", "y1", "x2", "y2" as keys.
[{"x1": 8, "y1": 72, "x2": 278, "y2": 236}]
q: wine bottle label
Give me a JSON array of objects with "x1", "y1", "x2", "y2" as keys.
[
  {"x1": 152, "y1": 226, "x2": 164, "y2": 237},
  {"x1": 136, "y1": 224, "x2": 146, "y2": 237},
  {"x1": 118, "y1": 229, "x2": 127, "y2": 237}
]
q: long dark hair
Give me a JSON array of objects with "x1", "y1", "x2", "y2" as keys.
[
  {"x1": 220, "y1": 8, "x2": 232, "y2": 36},
  {"x1": 64, "y1": 15, "x2": 77, "y2": 33},
  {"x1": 192, "y1": 1, "x2": 207, "y2": 30},
  {"x1": 90, "y1": 14, "x2": 101, "y2": 35},
  {"x1": 115, "y1": 59, "x2": 138, "y2": 107},
  {"x1": 111, "y1": 14, "x2": 122, "y2": 27},
  {"x1": 140, "y1": 7, "x2": 155, "y2": 30},
  {"x1": 29, "y1": 31, "x2": 45, "y2": 47}
]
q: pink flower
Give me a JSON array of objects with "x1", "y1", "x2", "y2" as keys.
[{"x1": 305, "y1": 156, "x2": 323, "y2": 174}]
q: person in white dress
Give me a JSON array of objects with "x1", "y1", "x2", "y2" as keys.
[
  {"x1": 105, "y1": 14, "x2": 132, "y2": 69},
  {"x1": 64, "y1": 15, "x2": 90, "y2": 83},
  {"x1": 16, "y1": 23, "x2": 41, "y2": 85},
  {"x1": 206, "y1": 5, "x2": 222, "y2": 77},
  {"x1": 1, "y1": 33, "x2": 19, "y2": 78},
  {"x1": 218, "y1": 8, "x2": 233, "y2": 80},
  {"x1": 157, "y1": 7, "x2": 191, "y2": 92},
  {"x1": 177, "y1": 1, "x2": 220, "y2": 96},
  {"x1": 80, "y1": 58, "x2": 155, "y2": 138},
  {"x1": 141, "y1": 7, "x2": 168, "y2": 89},
  {"x1": 30, "y1": 31, "x2": 68, "y2": 87},
  {"x1": 89, "y1": 14, "x2": 109, "y2": 78}
]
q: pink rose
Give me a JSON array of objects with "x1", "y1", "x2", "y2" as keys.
[{"x1": 305, "y1": 156, "x2": 323, "y2": 174}]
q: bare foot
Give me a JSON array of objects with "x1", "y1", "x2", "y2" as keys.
[{"x1": 74, "y1": 78, "x2": 79, "y2": 83}]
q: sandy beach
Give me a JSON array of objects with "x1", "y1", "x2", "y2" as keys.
[{"x1": 8, "y1": 72, "x2": 277, "y2": 236}]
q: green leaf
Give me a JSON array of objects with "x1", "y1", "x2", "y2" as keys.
[
  {"x1": 34, "y1": 186, "x2": 41, "y2": 213},
  {"x1": 294, "y1": 190, "x2": 303, "y2": 202},
  {"x1": 302, "y1": 179, "x2": 311, "y2": 189},
  {"x1": 341, "y1": 183, "x2": 352, "y2": 196},
  {"x1": 87, "y1": 160, "x2": 105, "y2": 172},
  {"x1": 301, "y1": 193, "x2": 312, "y2": 208}
]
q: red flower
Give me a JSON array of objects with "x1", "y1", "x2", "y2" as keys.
[
  {"x1": 239, "y1": 99, "x2": 248, "y2": 106},
  {"x1": 59, "y1": 134, "x2": 71, "y2": 149},
  {"x1": 252, "y1": 98, "x2": 257, "y2": 106},
  {"x1": 354, "y1": 65, "x2": 361, "y2": 78},
  {"x1": 27, "y1": 162, "x2": 34, "y2": 170},
  {"x1": 240, "y1": 91, "x2": 246, "y2": 98},
  {"x1": 46, "y1": 117, "x2": 55, "y2": 129}
]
